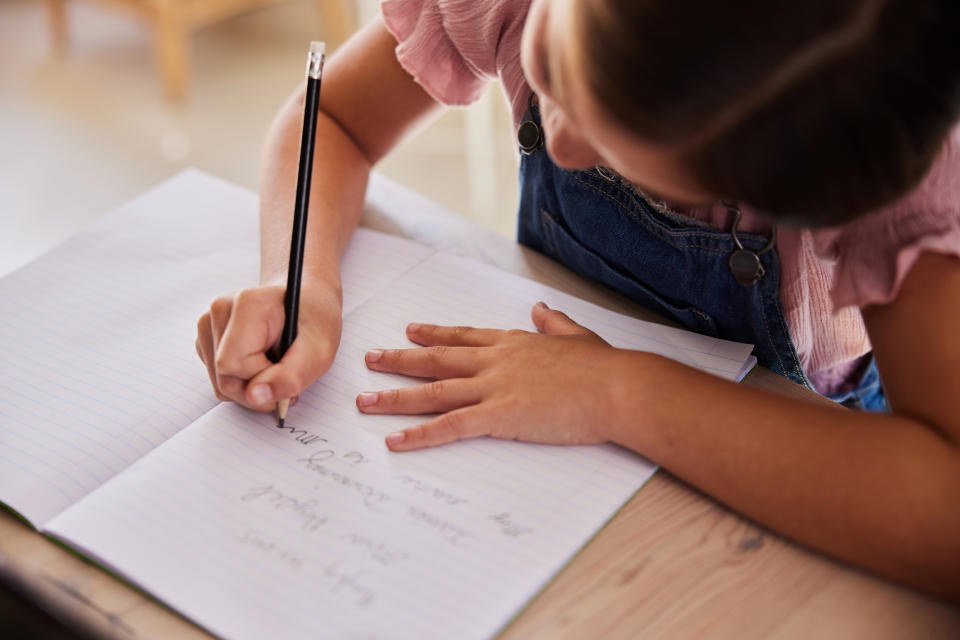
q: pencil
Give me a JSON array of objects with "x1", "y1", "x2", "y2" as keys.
[{"x1": 277, "y1": 40, "x2": 325, "y2": 428}]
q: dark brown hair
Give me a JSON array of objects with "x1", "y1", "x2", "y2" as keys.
[{"x1": 578, "y1": 0, "x2": 960, "y2": 225}]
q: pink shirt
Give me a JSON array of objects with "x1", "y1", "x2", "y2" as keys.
[{"x1": 382, "y1": 0, "x2": 960, "y2": 393}]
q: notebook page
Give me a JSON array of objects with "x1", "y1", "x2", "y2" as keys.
[
  {"x1": 46, "y1": 250, "x2": 752, "y2": 639},
  {"x1": 45, "y1": 363, "x2": 657, "y2": 640},
  {"x1": 0, "y1": 169, "x2": 433, "y2": 526},
  {"x1": 316, "y1": 249, "x2": 753, "y2": 518},
  {"x1": 348, "y1": 251, "x2": 756, "y2": 381}
]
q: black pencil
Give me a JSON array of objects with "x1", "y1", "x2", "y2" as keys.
[{"x1": 277, "y1": 40, "x2": 325, "y2": 428}]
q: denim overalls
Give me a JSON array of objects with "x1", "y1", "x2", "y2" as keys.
[{"x1": 516, "y1": 104, "x2": 888, "y2": 411}]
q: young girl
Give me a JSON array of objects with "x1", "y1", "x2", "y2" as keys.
[{"x1": 195, "y1": 0, "x2": 960, "y2": 600}]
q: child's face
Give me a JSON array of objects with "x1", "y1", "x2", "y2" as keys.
[{"x1": 520, "y1": 0, "x2": 715, "y2": 206}]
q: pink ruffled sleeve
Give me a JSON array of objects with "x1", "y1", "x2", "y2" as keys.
[
  {"x1": 380, "y1": 0, "x2": 531, "y2": 119},
  {"x1": 813, "y1": 124, "x2": 960, "y2": 310}
]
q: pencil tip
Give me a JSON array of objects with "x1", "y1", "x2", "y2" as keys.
[{"x1": 277, "y1": 417, "x2": 285, "y2": 428}]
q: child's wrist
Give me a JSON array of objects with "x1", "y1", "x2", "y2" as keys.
[
  {"x1": 302, "y1": 269, "x2": 343, "y2": 304},
  {"x1": 261, "y1": 267, "x2": 342, "y2": 302},
  {"x1": 607, "y1": 350, "x2": 661, "y2": 450}
]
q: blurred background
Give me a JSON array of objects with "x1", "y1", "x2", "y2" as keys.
[{"x1": 0, "y1": 0, "x2": 520, "y2": 275}]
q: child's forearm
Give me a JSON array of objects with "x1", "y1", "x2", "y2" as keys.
[
  {"x1": 611, "y1": 351, "x2": 960, "y2": 600},
  {"x1": 194, "y1": 18, "x2": 443, "y2": 411},
  {"x1": 352, "y1": 297, "x2": 959, "y2": 596},
  {"x1": 256, "y1": 17, "x2": 442, "y2": 295},
  {"x1": 257, "y1": 85, "x2": 370, "y2": 295}
]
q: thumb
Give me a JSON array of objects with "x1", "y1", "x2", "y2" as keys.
[
  {"x1": 245, "y1": 335, "x2": 336, "y2": 407},
  {"x1": 531, "y1": 301, "x2": 593, "y2": 336}
]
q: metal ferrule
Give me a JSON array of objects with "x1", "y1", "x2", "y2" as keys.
[{"x1": 305, "y1": 41, "x2": 326, "y2": 80}]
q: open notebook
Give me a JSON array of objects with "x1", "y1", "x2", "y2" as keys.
[{"x1": 0, "y1": 170, "x2": 755, "y2": 639}]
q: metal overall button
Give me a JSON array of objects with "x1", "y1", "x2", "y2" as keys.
[
  {"x1": 724, "y1": 202, "x2": 777, "y2": 286},
  {"x1": 518, "y1": 92, "x2": 543, "y2": 155}
]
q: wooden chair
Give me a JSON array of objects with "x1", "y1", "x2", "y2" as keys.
[{"x1": 43, "y1": 0, "x2": 354, "y2": 100}]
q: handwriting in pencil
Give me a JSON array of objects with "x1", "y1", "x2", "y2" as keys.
[
  {"x1": 236, "y1": 529, "x2": 306, "y2": 569},
  {"x1": 340, "y1": 532, "x2": 411, "y2": 567},
  {"x1": 406, "y1": 506, "x2": 473, "y2": 546},
  {"x1": 297, "y1": 451, "x2": 390, "y2": 510},
  {"x1": 240, "y1": 484, "x2": 328, "y2": 532},
  {"x1": 342, "y1": 450, "x2": 368, "y2": 465},
  {"x1": 488, "y1": 512, "x2": 532, "y2": 538},
  {"x1": 394, "y1": 474, "x2": 469, "y2": 507},
  {"x1": 273, "y1": 420, "x2": 328, "y2": 446},
  {"x1": 321, "y1": 561, "x2": 375, "y2": 609},
  {"x1": 277, "y1": 421, "x2": 369, "y2": 465}
]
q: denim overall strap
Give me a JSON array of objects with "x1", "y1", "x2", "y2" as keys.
[
  {"x1": 516, "y1": 106, "x2": 813, "y2": 387},
  {"x1": 824, "y1": 355, "x2": 889, "y2": 411}
]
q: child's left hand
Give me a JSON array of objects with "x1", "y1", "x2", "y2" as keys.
[{"x1": 356, "y1": 301, "x2": 632, "y2": 451}]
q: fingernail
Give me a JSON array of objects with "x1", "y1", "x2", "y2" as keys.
[
  {"x1": 386, "y1": 431, "x2": 406, "y2": 446},
  {"x1": 365, "y1": 349, "x2": 383, "y2": 363},
  {"x1": 357, "y1": 391, "x2": 379, "y2": 407},
  {"x1": 249, "y1": 384, "x2": 273, "y2": 405},
  {"x1": 535, "y1": 301, "x2": 548, "y2": 310},
  {"x1": 407, "y1": 323, "x2": 421, "y2": 333}
]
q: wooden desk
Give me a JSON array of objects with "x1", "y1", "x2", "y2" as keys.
[{"x1": 1, "y1": 174, "x2": 957, "y2": 638}]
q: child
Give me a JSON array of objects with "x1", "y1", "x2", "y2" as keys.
[{"x1": 195, "y1": 0, "x2": 960, "y2": 600}]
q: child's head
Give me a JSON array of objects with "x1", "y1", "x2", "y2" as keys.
[{"x1": 522, "y1": 0, "x2": 960, "y2": 226}]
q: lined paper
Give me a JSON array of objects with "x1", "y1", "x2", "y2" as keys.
[
  {"x1": 0, "y1": 170, "x2": 432, "y2": 526},
  {"x1": 3, "y1": 168, "x2": 756, "y2": 639},
  {"x1": 46, "y1": 230, "x2": 753, "y2": 640},
  {"x1": 46, "y1": 401, "x2": 651, "y2": 640}
]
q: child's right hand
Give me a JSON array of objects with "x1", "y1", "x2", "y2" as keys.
[
  {"x1": 194, "y1": 15, "x2": 439, "y2": 413},
  {"x1": 195, "y1": 280, "x2": 343, "y2": 412}
]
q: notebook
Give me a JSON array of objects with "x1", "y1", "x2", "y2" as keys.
[{"x1": 0, "y1": 170, "x2": 756, "y2": 639}]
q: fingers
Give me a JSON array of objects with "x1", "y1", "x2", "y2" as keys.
[
  {"x1": 214, "y1": 290, "x2": 283, "y2": 380},
  {"x1": 409, "y1": 304, "x2": 594, "y2": 344},
  {"x1": 531, "y1": 301, "x2": 593, "y2": 336},
  {"x1": 195, "y1": 323, "x2": 227, "y2": 402},
  {"x1": 406, "y1": 323, "x2": 503, "y2": 347},
  {"x1": 246, "y1": 332, "x2": 337, "y2": 408},
  {"x1": 196, "y1": 284, "x2": 342, "y2": 412},
  {"x1": 208, "y1": 297, "x2": 248, "y2": 400},
  {"x1": 364, "y1": 345, "x2": 484, "y2": 379},
  {"x1": 384, "y1": 405, "x2": 491, "y2": 451},
  {"x1": 195, "y1": 287, "x2": 287, "y2": 411},
  {"x1": 356, "y1": 378, "x2": 481, "y2": 415}
]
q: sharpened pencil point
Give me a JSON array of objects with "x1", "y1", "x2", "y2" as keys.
[{"x1": 277, "y1": 398, "x2": 290, "y2": 427}]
